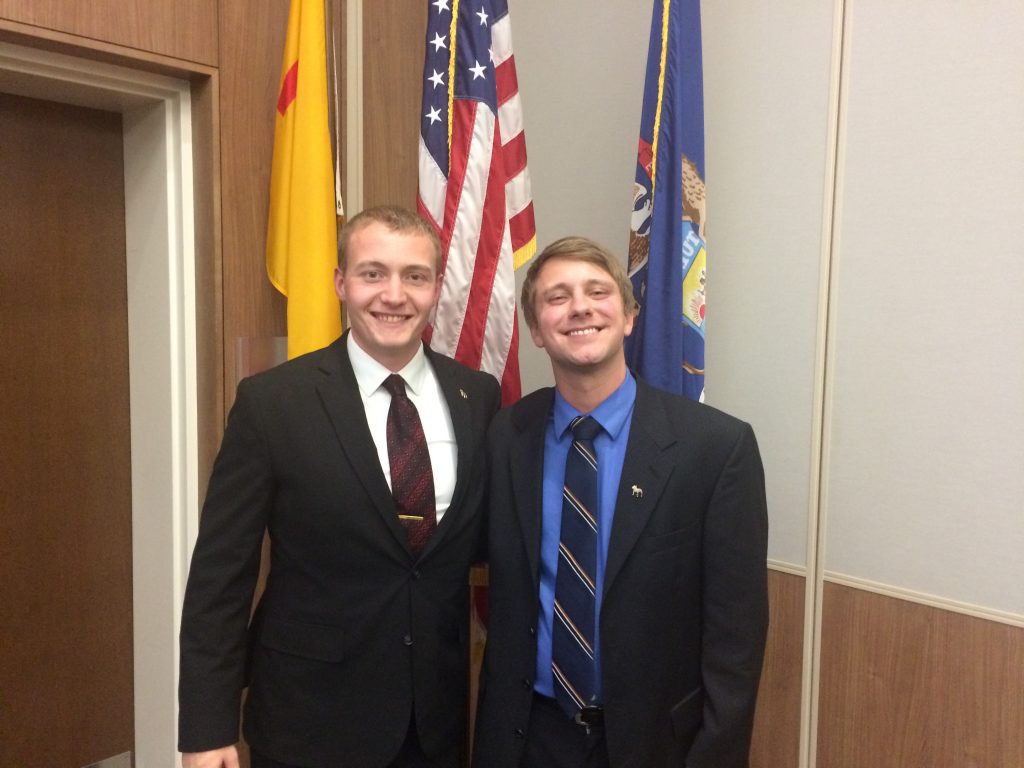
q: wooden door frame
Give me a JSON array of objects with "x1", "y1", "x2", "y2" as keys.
[{"x1": 0, "y1": 41, "x2": 199, "y2": 766}]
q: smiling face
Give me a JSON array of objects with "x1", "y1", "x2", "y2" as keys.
[
  {"x1": 527, "y1": 256, "x2": 635, "y2": 382},
  {"x1": 334, "y1": 221, "x2": 442, "y2": 371}
]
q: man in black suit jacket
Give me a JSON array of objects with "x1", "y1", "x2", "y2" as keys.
[
  {"x1": 473, "y1": 237, "x2": 768, "y2": 768},
  {"x1": 178, "y1": 206, "x2": 500, "y2": 768}
]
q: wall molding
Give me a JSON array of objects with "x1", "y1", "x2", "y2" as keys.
[
  {"x1": 801, "y1": 0, "x2": 850, "y2": 765},
  {"x1": 768, "y1": 559, "x2": 807, "y2": 577},
  {"x1": 824, "y1": 571, "x2": 1024, "y2": 629}
]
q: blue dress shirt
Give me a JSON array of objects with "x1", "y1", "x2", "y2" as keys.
[{"x1": 534, "y1": 373, "x2": 637, "y2": 700}]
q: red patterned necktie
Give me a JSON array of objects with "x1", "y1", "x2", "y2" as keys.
[{"x1": 383, "y1": 374, "x2": 437, "y2": 555}]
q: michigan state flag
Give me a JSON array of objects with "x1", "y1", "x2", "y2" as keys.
[{"x1": 626, "y1": 0, "x2": 706, "y2": 401}]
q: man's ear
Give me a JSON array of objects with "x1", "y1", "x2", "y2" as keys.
[
  {"x1": 333, "y1": 267, "x2": 346, "y2": 302},
  {"x1": 623, "y1": 306, "x2": 637, "y2": 338},
  {"x1": 528, "y1": 322, "x2": 545, "y2": 349}
]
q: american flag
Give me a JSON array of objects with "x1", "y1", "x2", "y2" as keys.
[{"x1": 418, "y1": 0, "x2": 535, "y2": 404}]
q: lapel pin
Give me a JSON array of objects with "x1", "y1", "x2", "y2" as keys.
[
  {"x1": 459, "y1": 388, "x2": 468, "y2": 399},
  {"x1": 631, "y1": 484, "x2": 644, "y2": 498}
]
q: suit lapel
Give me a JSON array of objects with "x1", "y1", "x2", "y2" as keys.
[
  {"x1": 603, "y1": 382, "x2": 679, "y2": 598},
  {"x1": 315, "y1": 336, "x2": 409, "y2": 551},
  {"x1": 510, "y1": 390, "x2": 554, "y2": 590},
  {"x1": 418, "y1": 349, "x2": 472, "y2": 557}
]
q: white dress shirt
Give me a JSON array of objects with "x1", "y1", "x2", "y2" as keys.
[{"x1": 347, "y1": 334, "x2": 458, "y2": 522}]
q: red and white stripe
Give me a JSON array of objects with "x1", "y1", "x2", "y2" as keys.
[{"x1": 417, "y1": 6, "x2": 535, "y2": 405}]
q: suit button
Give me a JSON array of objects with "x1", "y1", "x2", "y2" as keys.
[
  {"x1": 403, "y1": 633, "x2": 413, "y2": 646},
  {"x1": 412, "y1": 569, "x2": 421, "y2": 580},
  {"x1": 528, "y1": 626, "x2": 536, "y2": 636},
  {"x1": 521, "y1": 678, "x2": 532, "y2": 689},
  {"x1": 514, "y1": 728, "x2": 524, "y2": 739}
]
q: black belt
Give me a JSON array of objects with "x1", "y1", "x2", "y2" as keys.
[
  {"x1": 574, "y1": 705, "x2": 604, "y2": 729},
  {"x1": 534, "y1": 693, "x2": 605, "y2": 732}
]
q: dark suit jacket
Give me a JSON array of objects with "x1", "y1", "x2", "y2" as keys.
[
  {"x1": 473, "y1": 379, "x2": 768, "y2": 768},
  {"x1": 178, "y1": 335, "x2": 500, "y2": 767}
]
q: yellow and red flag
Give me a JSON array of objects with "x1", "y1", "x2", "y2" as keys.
[{"x1": 267, "y1": 0, "x2": 340, "y2": 359}]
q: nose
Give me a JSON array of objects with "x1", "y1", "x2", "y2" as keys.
[
  {"x1": 380, "y1": 275, "x2": 405, "y2": 304},
  {"x1": 568, "y1": 290, "x2": 592, "y2": 316}
]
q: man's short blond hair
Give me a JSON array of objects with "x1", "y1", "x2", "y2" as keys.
[{"x1": 338, "y1": 205, "x2": 442, "y2": 273}]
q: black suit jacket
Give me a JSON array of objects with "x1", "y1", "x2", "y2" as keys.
[
  {"x1": 473, "y1": 379, "x2": 768, "y2": 768},
  {"x1": 178, "y1": 335, "x2": 500, "y2": 767}
]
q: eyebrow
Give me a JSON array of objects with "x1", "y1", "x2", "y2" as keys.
[
  {"x1": 353, "y1": 261, "x2": 433, "y2": 276},
  {"x1": 542, "y1": 278, "x2": 613, "y2": 294}
]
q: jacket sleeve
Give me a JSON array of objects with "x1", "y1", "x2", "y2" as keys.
[
  {"x1": 178, "y1": 378, "x2": 274, "y2": 751},
  {"x1": 687, "y1": 423, "x2": 769, "y2": 768}
]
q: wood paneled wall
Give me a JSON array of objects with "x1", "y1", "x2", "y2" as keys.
[
  {"x1": 0, "y1": 0, "x2": 216, "y2": 65},
  {"x1": 362, "y1": 0, "x2": 425, "y2": 210},
  {"x1": 189, "y1": 71, "x2": 224, "y2": 493},
  {"x1": 216, "y1": 0, "x2": 288, "y2": 402},
  {"x1": 751, "y1": 570, "x2": 804, "y2": 768},
  {"x1": 1, "y1": 5, "x2": 224, "y2": 485},
  {"x1": 818, "y1": 582, "x2": 1024, "y2": 767}
]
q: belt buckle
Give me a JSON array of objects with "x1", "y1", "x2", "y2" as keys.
[{"x1": 574, "y1": 705, "x2": 604, "y2": 735}]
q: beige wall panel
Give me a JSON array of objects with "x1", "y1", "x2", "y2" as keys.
[
  {"x1": 362, "y1": 0, "x2": 424, "y2": 211},
  {"x1": 824, "y1": 0, "x2": 1024, "y2": 613},
  {"x1": 218, "y1": 0, "x2": 288, "y2": 406},
  {"x1": 818, "y1": 582, "x2": 1024, "y2": 767},
  {"x1": 702, "y1": 0, "x2": 834, "y2": 569},
  {"x1": 0, "y1": 0, "x2": 216, "y2": 65},
  {"x1": 750, "y1": 570, "x2": 804, "y2": 768}
]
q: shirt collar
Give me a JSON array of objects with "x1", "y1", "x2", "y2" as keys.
[
  {"x1": 347, "y1": 334, "x2": 429, "y2": 397},
  {"x1": 552, "y1": 372, "x2": 637, "y2": 441}
]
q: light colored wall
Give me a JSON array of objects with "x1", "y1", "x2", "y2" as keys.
[
  {"x1": 511, "y1": 2, "x2": 649, "y2": 396},
  {"x1": 823, "y1": 0, "x2": 1024, "y2": 614},
  {"x1": 702, "y1": 2, "x2": 834, "y2": 568}
]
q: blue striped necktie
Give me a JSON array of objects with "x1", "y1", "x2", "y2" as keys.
[{"x1": 552, "y1": 414, "x2": 602, "y2": 717}]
